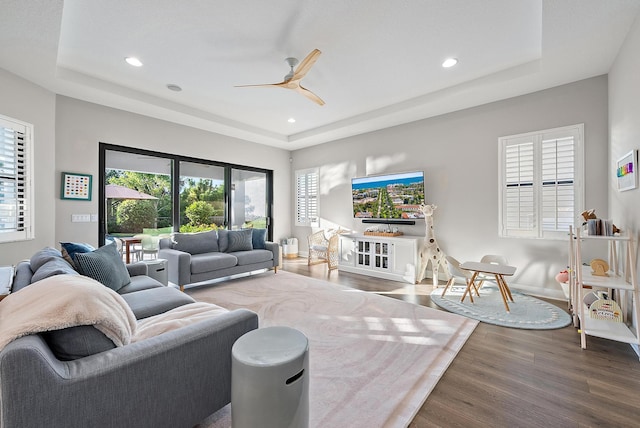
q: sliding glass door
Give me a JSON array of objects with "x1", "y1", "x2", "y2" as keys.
[{"x1": 99, "y1": 144, "x2": 273, "y2": 245}]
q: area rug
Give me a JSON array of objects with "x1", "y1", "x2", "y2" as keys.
[
  {"x1": 430, "y1": 284, "x2": 571, "y2": 330},
  {"x1": 188, "y1": 271, "x2": 478, "y2": 428}
]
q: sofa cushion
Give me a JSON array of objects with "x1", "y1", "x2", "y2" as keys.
[
  {"x1": 120, "y1": 287, "x2": 196, "y2": 319},
  {"x1": 74, "y1": 244, "x2": 131, "y2": 292},
  {"x1": 232, "y1": 249, "x2": 274, "y2": 266},
  {"x1": 42, "y1": 325, "x2": 116, "y2": 361},
  {"x1": 60, "y1": 242, "x2": 95, "y2": 267},
  {"x1": 190, "y1": 252, "x2": 238, "y2": 274},
  {"x1": 30, "y1": 247, "x2": 64, "y2": 271},
  {"x1": 251, "y1": 228, "x2": 267, "y2": 250},
  {"x1": 31, "y1": 258, "x2": 79, "y2": 283},
  {"x1": 171, "y1": 230, "x2": 218, "y2": 254},
  {"x1": 226, "y1": 229, "x2": 253, "y2": 252},
  {"x1": 118, "y1": 275, "x2": 164, "y2": 294}
]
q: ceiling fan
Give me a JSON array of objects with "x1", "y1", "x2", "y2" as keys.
[{"x1": 235, "y1": 49, "x2": 325, "y2": 106}]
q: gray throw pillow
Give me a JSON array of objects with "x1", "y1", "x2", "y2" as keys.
[
  {"x1": 251, "y1": 228, "x2": 267, "y2": 250},
  {"x1": 31, "y1": 258, "x2": 79, "y2": 283},
  {"x1": 74, "y1": 244, "x2": 131, "y2": 291},
  {"x1": 217, "y1": 229, "x2": 229, "y2": 252},
  {"x1": 30, "y1": 247, "x2": 65, "y2": 271},
  {"x1": 42, "y1": 325, "x2": 116, "y2": 361},
  {"x1": 226, "y1": 229, "x2": 253, "y2": 252},
  {"x1": 171, "y1": 230, "x2": 218, "y2": 254}
]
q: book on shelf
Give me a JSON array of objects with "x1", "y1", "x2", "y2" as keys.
[{"x1": 586, "y1": 219, "x2": 616, "y2": 236}]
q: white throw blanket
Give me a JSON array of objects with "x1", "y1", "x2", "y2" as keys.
[
  {"x1": 0, "y1": 274, "x2": 136, "y2": 350},
  {"x1": 133, "y1": 302, "x2": 229, "y2": 342},
  {"x1": 0, "y1": 274, "x2": 231, "y2": 351}
]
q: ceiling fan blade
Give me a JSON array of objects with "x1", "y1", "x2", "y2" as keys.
[
  {"x1": 291, "y1": 49, "x2": 321, "y2": 81},
  {"x1": 296, "y1": 85, "x2": 325, "y2": 106},
  {"x1": 234, "y1": 82, "x2": 287, "y2": 88}
]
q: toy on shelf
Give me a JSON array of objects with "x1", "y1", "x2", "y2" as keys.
[
  {"x1": 590, "y1": 258, "x2": 609, "y2": 276},
  {"x1": 555, "y1": 269, "x2": 569, "y2": 284},
  {"x1": 589, "y1": 299, "x2": 623, "y2": 322}
]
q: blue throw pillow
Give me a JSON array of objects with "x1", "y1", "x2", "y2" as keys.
[
  {"x1": 226, "y1": 229, "x2": 253, "y2": 252},
  {"x1": 60, "y1": 242, "x2": 95, "y2": 268},
  {"x1": 74, "y1": 244, "x2": 131, "y2": 291},
  {"x1": 251, "y1": 228, "x2": 267, "y2": 250}
]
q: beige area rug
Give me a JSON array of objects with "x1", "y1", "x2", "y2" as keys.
[{"x1": 189, "y1": 271, "x2": 478, "y2": 428}]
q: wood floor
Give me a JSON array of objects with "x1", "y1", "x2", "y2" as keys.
[{"x1": 281, "y1": 258, "x2": 640, "y2": 428}]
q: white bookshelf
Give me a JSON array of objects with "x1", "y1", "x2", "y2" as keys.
[{"x1": 569, "y1": 226, "x2": 639, "y2": 356}]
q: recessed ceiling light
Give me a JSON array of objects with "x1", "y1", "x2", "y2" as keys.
[
  {"x1": 166, "y1": 84, "x2": 182, "y2": 92},
  {"x1": 288, "y1": 118, "x2": 296, "y2": 123},
  {"x1": 442, "y1": 58, "x2": 458, "y2": 68},
  {"x1": 125, "y1": 57, "x2": 143, "y2": 67}
]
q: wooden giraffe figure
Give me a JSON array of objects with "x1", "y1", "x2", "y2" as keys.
[{"x1": 416, "y1": 204, "x2": 449, "y2": 285}]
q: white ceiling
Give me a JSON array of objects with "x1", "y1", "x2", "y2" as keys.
[{"x1": 1, "y1": 0, "x2": 639, "y2": 150}]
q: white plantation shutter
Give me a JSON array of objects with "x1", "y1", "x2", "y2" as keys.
[
  {"x1": 295, "y1": 168, "x2": 319, "y2": 226},
  {"x1": 0, "y1": 115, "x2": 34, "y2": 242},
  {"x1": 499, "y1": 124, "x2": 583, "y2": 239}
]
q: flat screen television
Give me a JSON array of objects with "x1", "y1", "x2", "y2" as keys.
[{"x1": 351, "y1": 171, "x2": 425, "y2": 220}]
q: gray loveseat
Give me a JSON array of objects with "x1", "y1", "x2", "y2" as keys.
[
  {"x1": 158, "y1": 229, "x2": 279, "y2": 291},
  {"x1": 0, "y1": 246, "x2": 258, "y2": 428}
]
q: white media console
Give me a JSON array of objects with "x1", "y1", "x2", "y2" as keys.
[{"x1": 338, "y1": 233, "x2": 421, "y2": 283}]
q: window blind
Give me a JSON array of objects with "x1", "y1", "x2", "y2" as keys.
[
  {"x1": 0, "y1": 116, "x2": 33, "y2": 243},
  {"x1": 295, "y1": 168, "x2": 319, "y2": 226},
  {"x1": 499, "y1": 124, "x2": 583, "y2": 239}
]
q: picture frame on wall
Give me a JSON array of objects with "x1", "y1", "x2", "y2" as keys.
[
  {"x1": 616, "y1": 150, "x2": 637, "y2": 192},
  {"x1": 61, "y1": 172, "x2": 92, "y2": 200}
]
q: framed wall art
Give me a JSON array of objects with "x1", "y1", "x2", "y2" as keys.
[
  {"x1": 61, "y1": 172, "x2": 92, "y2": 200},
  {"x1": 616, "y1": 150, "x2": 638, "y2": 192},
  {"x1": 616, "y1": 150, "x2": 637, "y2": 192}
]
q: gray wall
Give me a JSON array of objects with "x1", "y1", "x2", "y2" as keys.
[
  {"x1": 0, "y1": 69, "x2": 57, "y2": 264},
  {"x1": 54, "y1": 96, "x2": 292, "y2": 248},
  {"x1": 609, "y1": 12, "x2": 640, "y2": 333},
  {"x1": 291, "y1": 76, "x2": 610, "y2": 299}
]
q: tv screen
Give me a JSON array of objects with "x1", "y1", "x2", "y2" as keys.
[{"x1": 352, "y1": 171, "x2": 425, "y2": 219}]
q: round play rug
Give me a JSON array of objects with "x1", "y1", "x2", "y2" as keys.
[{"x1": 430, "y1": 285, "x2": 571, "y2": 330}]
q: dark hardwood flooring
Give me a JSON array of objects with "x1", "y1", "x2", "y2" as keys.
[{"x1": 281, "y1": 258, "x2": 640, "y2": 428}]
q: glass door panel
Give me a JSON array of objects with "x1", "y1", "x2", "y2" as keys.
[
  {"x1": 230, "y1": 169, "x2": 268, "y2": 232},
  {"x1": 104, "y1": 150, "x2": 173, "y2": 238},
  {"x1": 179, "y1": 162, "x2": 226, "y2": 231}
]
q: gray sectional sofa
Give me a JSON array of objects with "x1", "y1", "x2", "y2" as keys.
[
  {"x1": 158, "y1": 228, "x2": 279, "y2": 291},
  {"x1": 0, "y1": 245, "x2": 258, "y2": 428}
]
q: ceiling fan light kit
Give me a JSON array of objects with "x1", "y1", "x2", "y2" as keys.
[{"x1": 236, "y1": 49, "x2": 325, "y2": 106}]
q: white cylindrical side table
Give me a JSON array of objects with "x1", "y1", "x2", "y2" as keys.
[{"x1": 231, "y1": 326, "x2": 309, "y2": 428}]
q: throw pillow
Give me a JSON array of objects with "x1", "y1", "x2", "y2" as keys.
[
  {"x1": 30, "y1": 247, "x2": 65, "y2": 271},
  {"x1": 226, "y1": 229, "x2": 253, "y2": 252},
  {"x1": 60, "y1": 242, "x2": 95, "y2": 268},
  {"x1": 217, "y1": 229, "x2": 229, "y2": 252},
  {"x1": 74, "y1": 244, "x2": 131, "y2": 292},
  {"x1": 251, "y1": 228, "x2": 267, "y2": 250},
  {"x1": 31, "y1": 258, "x2": 79, "y2": 283},
  {"x1": 171, "y1": 230, "x2": 218, "y2": 254},
  {"x1": 42, "y1": 325, "x2": 116, "y2": 361}
]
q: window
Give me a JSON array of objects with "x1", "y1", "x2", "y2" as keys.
[
  {"x1": 0, "y1": 114, "x2": 33, "y2": 243},
  {"x1": 499, "y1": 124, "x2": 584, "y2": 239},
  {"x1": 295, "y1": 168, "x2": 319, "y2": 226}
]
